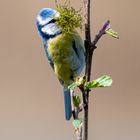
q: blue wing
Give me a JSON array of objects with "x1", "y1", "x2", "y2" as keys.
[{"x1": 69, "y1": 35, "x2": 85, "y2": 77}]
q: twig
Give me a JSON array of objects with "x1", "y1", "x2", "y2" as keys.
[
  {"x1": 76, "y1": 127, "x2": 82, "y2": 140},
  {"x1": 70, "y1": 90, "x2": 77, "y2": 119},
  {"x1": 92, "y1": 20, "x2": 110, "y2": 46},
  {"x1": 70, "y1": 91, "x2": 83, "y2": 140}
]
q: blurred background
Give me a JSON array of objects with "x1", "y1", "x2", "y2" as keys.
[{"x1": 0, "y1": 0, "x2": 139, "y2": 140}]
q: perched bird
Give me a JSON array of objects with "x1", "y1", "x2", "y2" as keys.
[{"x1": 36, "y1": 8, "x2": 85, "y2": 120}]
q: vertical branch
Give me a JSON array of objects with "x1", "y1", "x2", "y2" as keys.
[
  {"x1": 83, "y1": 0, "x2": 91, "y2": 140},
  {"x1": 83, "y1": 0, "x2": 91, "y2": 42},
  {"x1": 83, "y1": 0, "x2": 96, "y2": 140}
]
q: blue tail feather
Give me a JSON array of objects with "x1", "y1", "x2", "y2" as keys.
[{"x1": 63, "y1": 89, "x2": 72, "y2": 120}]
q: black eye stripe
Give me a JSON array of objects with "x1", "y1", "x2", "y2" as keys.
[
  {"x1": 41, "y1": 19, "x2": 57, "y2": 27},
  {"x1": 47, "y1": 19, "x2": 56, "y2": 24}
]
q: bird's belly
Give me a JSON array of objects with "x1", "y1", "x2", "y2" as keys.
[
  {"x1": 47, "y1": 37, "x2": 74, "y2": 84},
  {"x1": 54, "y1": 62, "x2": 72, "y2": 82},
  {"x1": 52, "y1": 55, "x2": 74, "y2": 86}
]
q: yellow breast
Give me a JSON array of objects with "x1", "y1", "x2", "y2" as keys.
[{"x1": 47, "y1": 34, "x2": 74, "y2": 86}]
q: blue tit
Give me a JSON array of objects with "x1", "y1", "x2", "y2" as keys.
[{"x1": 36, "y1": 8, "x2": 85, "y2": 120}]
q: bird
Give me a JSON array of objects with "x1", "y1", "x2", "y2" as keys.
[{"x1": 36, "y1": 8, "x2": 85, "y2": 120}]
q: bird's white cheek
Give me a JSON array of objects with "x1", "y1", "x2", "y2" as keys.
[{"x1": 41, "y1": 23, "x2": 61, "y2": 35}]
